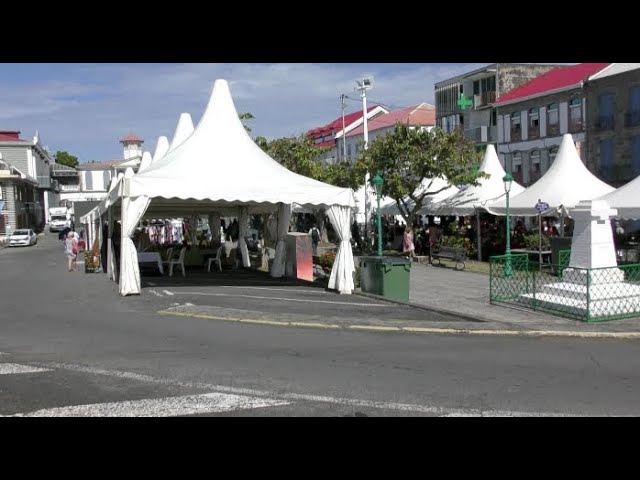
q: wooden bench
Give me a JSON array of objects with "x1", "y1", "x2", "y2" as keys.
[{"x1": 431, "y1": 246, "x2": 467, "y2": 270}]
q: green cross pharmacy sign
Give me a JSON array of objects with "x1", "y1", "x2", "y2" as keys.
[{"x1": 457, "y1": 93, "x2": 473, "y2": 110}]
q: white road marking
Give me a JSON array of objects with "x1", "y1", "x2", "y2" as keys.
[
  {"x1": 0, "y1": 363, "x2": 51, "y2": 375},
  {"x1": 5, "y1": 393, "x2": 290, "y2": 417},
  {"x1": 32, "y1": 362, "x2": 584, "y2": 417},
  {"x1": 163, "y1": 290, "x2": 174, "y2": 296},
  {"x1": 149, "y1": 290, "x2": 162, "y2": 297},
  {"x1": 171, "y1": 291, "x2": 389, "y2": 307},
  {"x1": 147, "y1": 282, "x2": 157, "y2": 286},
  {"x1": 220, "y1": 286, "x2": 330, "y2": 295}
]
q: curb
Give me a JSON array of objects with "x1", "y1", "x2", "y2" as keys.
[
  {"x1": 158, "y1": 309, "x2": 640, "y2": 339},
  {"x1": 353, "y1": 290, "x2": 486, "y2": 323}
]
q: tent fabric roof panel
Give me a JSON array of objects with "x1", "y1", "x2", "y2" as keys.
[
  {"x1": 131, "y1": 80, "x2": 355, "y2": 209},
  {"x1": 596, "y1": 173, "x2": 640, "y2": 220},
  {"x1": 485, "y1": 134, "x2": 614, "y2": 217},
  {"x1": 432, "y1": 144, "x2": 525, "y2": 216}
]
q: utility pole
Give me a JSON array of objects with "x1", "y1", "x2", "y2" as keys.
[
  {"x1": 355, "y1": 78, "x2": 372, "y2": 252},
  {"x1": 340, "y1": 94, "x2": 347, "y2": 162}
]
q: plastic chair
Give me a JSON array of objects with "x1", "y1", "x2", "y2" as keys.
[
  {"x1": 207, "y1": 246, "x2": 223, "y2": 272},
  {"x1": 169, "y1": 246, "x2": 187, "y2": 277}
]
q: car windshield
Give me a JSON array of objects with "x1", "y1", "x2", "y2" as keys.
[{"x1": 12, "y1": 230, "x2": 30, "y2": 236}]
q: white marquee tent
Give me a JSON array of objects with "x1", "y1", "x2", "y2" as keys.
[
  {"x1": 486, "y1": 134, "x2": 615, "y2": 217},
  {"x1": 113, "y1": 79, "x2": 356, "y2": 296},
  {"x1": 379, "y1": 176, "x2": 459, "y2": 217},
  {"x1": 432, "y1": 144, "x2": 525, "y2": 216},
  {"x1": 80, "y1": 113, "x2": 196, "y2": 247},
  {"x1": 596, "y1": 172, "x2": 640, "y2": 220}
]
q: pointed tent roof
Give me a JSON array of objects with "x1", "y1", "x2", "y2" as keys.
[
  {"x1": 486, "y1": 134, "x2": 615, "y2": 216},
  {"x1": 137, "y1": 151, "x2": 153, "y2": 173},
  {"x1": 596, "y1": 173, "x2": 640, "y2": 220},
  {"x1": 379, "y1": 177, "x2": 459, "y2": 216},
  {"x1": 131, "y1": 79, "x2": 355, "y2": 208},
  {"x1": 432, "y1": 144, "x2": 525, "y2": 216},
  {"x1": 168, "y1": 113, "x2": 194, "y2": 152},
  {"x1": 151, "y1": 136, "x2": 170, "y2": 165},
  {"x1": 144, "y1": 114, "x2": 194, "y2": 171}
]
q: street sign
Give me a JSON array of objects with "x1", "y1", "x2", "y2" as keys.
[{"x1": 535, "y1": 200, "x2": 550, "y2": 214}]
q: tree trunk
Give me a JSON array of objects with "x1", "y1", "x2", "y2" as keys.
[{"x1": 317, "y1": 209, "x2": 329, "y2": 243}]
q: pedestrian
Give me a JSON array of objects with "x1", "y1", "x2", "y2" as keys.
[
  {"x1": 402, "y1": 226, "x2": 415, "y2": 259},
  {"x1": 64, "y1": 231, "x2": 79, "y2": 272},
  {"x1": 309, "y1": 224, "x2": 320, "y2": 257}
]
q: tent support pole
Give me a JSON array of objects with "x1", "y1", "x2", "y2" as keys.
[
  {"x1": 476, "y1": 209, "x2": 482, "y2": 262},
  {"x1": 559, "y1": 211, "x2": 565, "y2": 237}
]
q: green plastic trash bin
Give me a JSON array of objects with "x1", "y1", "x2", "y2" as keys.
[
  {"x1": 551, "y1": 236, "x2": 572, "y2": 275},
  {"x1": 359, "y1": 256, "x2": 411, "y2": 302}
]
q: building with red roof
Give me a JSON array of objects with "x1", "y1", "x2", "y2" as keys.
[
  {"x1": 342, "y1": 103, "x2": 435, "y2": 161},
  {"x1": 434, "y1": 63, "x2": 562, "y2": 152},
  {"x1": 495, "y1": 63, "x2": 610, "y2": 187},
  {"x1": 306, "y1": 105, "x2": 388, "y2": 163}
]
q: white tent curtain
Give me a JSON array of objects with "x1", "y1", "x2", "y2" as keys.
[
  {"x1": 108, "y1": 239, "x2": 117, "y2": 281},
  {"x1": 119, "y1": 193, "x2": 151, "y2": 296},
  {"x1": 107, "y1": 206, "x2": 116, "y2": 281},
  {"x1": 271, "y1": 203, "x2": 292, "y2": 278},
  {"x1": 327, "y1": 205, "x2": 355, "y2": 295},
  {"x1": 119, "y1": 171, "x2": 152, "y2": 296},
  {"x1": 238, "y1": 206, "x2": 250, "y2": 268}
]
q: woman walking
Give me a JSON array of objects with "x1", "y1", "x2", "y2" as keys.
[
  {"x1": 402, "y1": 226, "x2": 415, "y2": 259},
  {"x1": 64, "y1": 231, "x2": 79, "y2": 272}
]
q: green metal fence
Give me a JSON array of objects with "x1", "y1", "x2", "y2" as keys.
[
  {"x1": 558, "y1": 249, "x2": 571, "y2": 275},
  {"x1": 489, "y1": 254, "x2": 640, "y2": 322}
]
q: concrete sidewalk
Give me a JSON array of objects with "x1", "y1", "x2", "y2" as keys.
[{"x1": 361, "y1": 261, "x2": 640, "y2": 336}]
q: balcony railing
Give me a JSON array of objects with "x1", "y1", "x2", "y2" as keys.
[
  {"x1": 59, "y1": 184, "x2": 80, "y2": 192},
  {"x1": 569, "y1": 118, "x2": 584, "y2": 133},
  {"x1": 596, "y1": 115, "x2": 615, "y2": 131},
  {"x1": 547, "y1": 123, "x2": 560, "y2": 137},
  {"x1": 625, "y1": 111, "x2": 640, "y2": 127},
  {"x1": 511, "y1": 128, "x2": 522, "y2": 142},
  {"x1": 528, "y1": 125, "x2": 540, "y2": 139},
  {"x1": 473, "y1": 91, "x2": 497, "y2": 109}
]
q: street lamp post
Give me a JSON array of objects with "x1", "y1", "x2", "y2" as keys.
[
  {"x1": 503, "y1": 173, "x2": 513, "y2": 277},
  {"x1": 372, "y1": 172, "x2": 384, "y2": 257},
  {"x1": 356, "y1": 77, "x2": 372, "y2": 252}
]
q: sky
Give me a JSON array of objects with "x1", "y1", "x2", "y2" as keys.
[{"x1": 0, "y1": 63, "x2": 487, "y2": 163}]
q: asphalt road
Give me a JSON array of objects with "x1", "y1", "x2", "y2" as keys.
[{"x1": 2, "y1": 232, "x2": 640, "y2": 416}]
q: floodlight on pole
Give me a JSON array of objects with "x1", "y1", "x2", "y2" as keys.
[{"x1": 356, "y1": 76, "x2": 373, "y2": 252}]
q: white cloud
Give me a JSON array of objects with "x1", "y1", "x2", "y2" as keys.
[{"x1": 0, "y1": 63, "x2": 487, "y2": 162}]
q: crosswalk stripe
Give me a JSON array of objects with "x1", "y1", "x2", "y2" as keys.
[
  {"x1": 0, "y1": 363, "x2": 51, "y2": 375},
  {"x1": 5, "y1": 392, "x2": 290, "y2": 417}
]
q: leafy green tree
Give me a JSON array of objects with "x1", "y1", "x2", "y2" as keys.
[
  {"x1": 363, "y1": 124, "x2": 484, "y2": 225},
  {"x1": 256, "y1": 134, "x2": 336, "y2": 242},
  {"x1": 239, "y1": 112, "x2": 254, "y2": 133},
  {"x1": 54, "y1": 151, "x2": 79, "y2": 168}
]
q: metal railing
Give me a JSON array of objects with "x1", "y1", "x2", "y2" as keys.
[{"x1": 489, "y1": 254, "x2": 640, "y2": 322}]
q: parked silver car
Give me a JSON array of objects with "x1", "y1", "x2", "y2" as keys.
[{"x1": 8, "y1": 229, "x2": 38, "y2": 247}]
